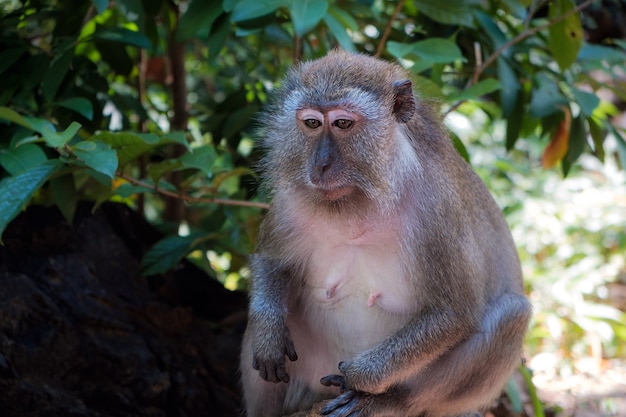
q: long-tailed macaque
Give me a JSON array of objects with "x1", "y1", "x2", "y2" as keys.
[{"x1": 241, "y1": 50, "x2": 532, "y2": 417}]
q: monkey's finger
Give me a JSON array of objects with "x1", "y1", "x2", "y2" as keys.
[
  {"x1": 285, "y1": 338, "x2": 298, "y2": 362},
  {"x1": 320, "y1": 374, "x2": 345, "y2": 388},
  {"x1": 276, "y1": 363, "x2": 290, "y2": 383},
  {"x1": 320, "y1": 390, "x2": 356, "y2": 416}
]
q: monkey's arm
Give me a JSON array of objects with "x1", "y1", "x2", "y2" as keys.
[
  {"x1": 336, "y1": 296, "x2": 479, "y2": 394},
  {"x1": 246, "y1": 253, "x2": 298, "y2": 383}
]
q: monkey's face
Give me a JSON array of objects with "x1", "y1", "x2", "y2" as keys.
[
  {"x1": 296, "y1": 105, "x2": 369, "y2": 202},
  {"x1": 261, "y1": 51, "x2": 420, "y2": 212}
]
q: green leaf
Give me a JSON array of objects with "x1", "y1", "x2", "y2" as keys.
[
  {"x1": 497, "y1": 58, "x2": 521, "y2": 118},
  {"x1": 231, "y1": 0, "x2": 286, "y2": 22},
  {"x1": 0, "y1": 144, "x2": 48, "y2": 175},
  {"x1": 113, "y1": 183, "x2": 154, "y2": 198},
  {"x1": 323, "y1": 7, "x2": 355, "y2": 51},
  {"x1": 56, "y1": 97, "x2": 94, "y2": 120},
  {"x1": 93, "y1": 131, "x2": 188, "y2": 167},
  {"x1": 386, "y1": 41, "x2": 413, "y2": 60},
  {"x1": 91, "y1": 0, "x2": 108, "y2": 14},
  {"x1": 148, "y1": 159, "x2": 183, "y2": 182},
  {"x1": 208, "y1": 14, "x2": 230, "y2": 61},
  {"x1": 42, "y1": 45, "x2": 75, "y2": 102},
  {"x1": 140, "y1": 232, "x2": 206, "y2": 276},
  {"x1": 0, "y1": 48, "x2": 25, "y2": 75},
  {"x1": 548, "y1": 0, "x2": 583, "y2": 70},
  {"x1": 474, "y1": 12, "x2": 507, "y2": 49},
  {"x1": 450, "y1": 132, "x2": 470, "y2": 163},
  {"x1": 571, "y1": 87, "x2": 599, "y2": 117},
  {"x1": 0, "y1": 160, "x2": 61, "y2": 240},
  {"x1": 288, "y1": 0, "x2": 328, "y2": 36},
  {"x1": 161, "y1": 131, "x2": 190, "y2": 149},
  {"x1": 177, "y1": 0, "x2": 222, "y2": 41},
  {"x1": 72, "y1": 140, "x2": 118, "y2": 178},
  {"x1": 326, "y1": 4, "x2": 358, "y2": 31},
  {"x1": 506, "y1": 93, "x2": 525, "y2": 151},
  {"x1": 223, "y1": 0, "x2": 238, "y2": 12},
  {"x1": 447, "y1": 78, "x2": 501, "y2": 102},
  {"x1": 212, "y1": 167, "x2": 255, "y2": 192},
  {"x1": 117, "y1": 0, "x2": 144, "y2": 22},
  {"x1": 587, "y1": 117, "x2": 605, "y2": 161},
  {"x1": 529, "y1": 76, "x2": 568, "y2": 118},
  {"x1": 20, "y1": 118, "x2": 82, "y2": 148},
  {"x1": 410, "y1": 38, "x2": 465, "y2": 63},
  {"x1": 0, "y1": 107, "x2": 32, "y2": 129},
  {"x1": 415, "y1": 0, "x2": 481, "y2": 27},
  {"x1": 92, "y1": 27, "x2": 152, "y2": 49},
  {"x1": 520, "y1": 366, "x2": 546, "y2": 417},
  {"x1": 50, "y1": 174, "x2": 78, "y2": 225},
  {"x1": 577, "y1": 43, "x2": 626, "y2": 62},
  {"x1": 180, "y1": 145, "x2": 218, "y2": 172},
  {"x1": 413, "y1": 75, "x2": 444, "y2": 99},
  {"x1": 35, "y1": 120, "x2": 82, "y2": 148},
  {"x1": 223, "y1": 106, "x2": 258, "y2": 139},
  {"x1": 608, "y1": 125, "x2": 626, "y2": 170},
  {"x1": 505, "y1": 377, "x2": 524, "y2": 414},
  {"x1": 92, "y1": 131, "x2": 154, "y2": 166},
  {"x1": 562, "y1": 114, "x2": 586, "y2": 176}
]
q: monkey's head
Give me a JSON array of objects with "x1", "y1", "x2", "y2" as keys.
[{"x1": 260, "y1": 50, "x2": 424, "y2": 213}]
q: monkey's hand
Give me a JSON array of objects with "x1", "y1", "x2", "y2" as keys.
[
  {"x1": 250, "y1": 319, "x2": 298, "y2": 383},
  {"x1": 320, "y1": 374, "x2": 403, "y2": 417},
  {"x1": 319, "y1": 387, "x2": 398, "y2": 417},
  {"x1": 334, "y1": 358, "x2": 389, "y2": 394}
]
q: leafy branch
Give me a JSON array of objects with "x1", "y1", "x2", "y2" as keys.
[
  {"x1": 116, "y1": 172, "x2": 270, "y2": 210},
  {"x1": 470, "y1": 0, "x2": 593, "y2": 85},
  {"x1": 446, "y1": 0, "x2": 594, "y2": 115}
]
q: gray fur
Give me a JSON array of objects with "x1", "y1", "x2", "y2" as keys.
[{"x1": 241, "y1": 50, "x2": 532, "y2": 417}]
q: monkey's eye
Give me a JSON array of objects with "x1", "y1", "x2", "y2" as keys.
[
  {"x1": 333, "y1": 119, "x2": 353, "y2": 130},
  {"x1": 304, "y1": 119, "x2": 321, "y2": 129}
]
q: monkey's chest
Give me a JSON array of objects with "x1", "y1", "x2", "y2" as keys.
[{"x1": 304, "y1": 243, "x2": 417, "y2": 316}]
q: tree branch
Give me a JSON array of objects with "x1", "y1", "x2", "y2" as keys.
[
  {"x1": 116, "y1": 172, "x2": 270, "y2": 210},
  {"x1": 375, "y1": 0, "x2": 405, "y2": 57}
]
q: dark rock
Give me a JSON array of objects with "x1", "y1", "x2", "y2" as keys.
[{"x1": 0, "y1": 202, "x2": 247, "y2": 417}]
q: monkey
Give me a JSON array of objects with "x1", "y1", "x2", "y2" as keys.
[{"x1": 240, "y1": 50, "x2": 532, "y2": 417}]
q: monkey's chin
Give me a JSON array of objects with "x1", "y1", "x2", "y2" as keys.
[{"x1": 317, "y1": 186, "x2": 354, "y2": 201}]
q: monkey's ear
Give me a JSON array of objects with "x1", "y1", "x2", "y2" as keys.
[{"x1": 392, "y1": 80, "x2": 416, "y2": 123}]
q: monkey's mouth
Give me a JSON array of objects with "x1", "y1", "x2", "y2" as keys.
[{"x1": 314, "y1": 185, "x2": 354, "y2": 201}]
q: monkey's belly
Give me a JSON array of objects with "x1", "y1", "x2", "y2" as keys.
[
  {"x1": 287, "y1": 296, "x2": 408, "y2": 391},
  {"x1": 285, "y1": 228, "x2": 418, "y2": 389}
]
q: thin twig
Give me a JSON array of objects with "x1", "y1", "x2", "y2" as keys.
[
  {"x1": 375, "y1": 0, "x2": 406, "y2": 57},
  {"x1": 117, "y1": 172, "x2": 270, "y2": 210}
]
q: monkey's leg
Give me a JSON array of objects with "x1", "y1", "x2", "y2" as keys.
[
  {"x1": 320, "y1": 292, "x2": 531, "y2": 417},
  {"x1": 417, "y1": 292, "x2": 532, "y2": 416}
]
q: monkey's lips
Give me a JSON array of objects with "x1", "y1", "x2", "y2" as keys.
[{"x1": 314, "y1": 185, "x2": 354, "y2": 201}]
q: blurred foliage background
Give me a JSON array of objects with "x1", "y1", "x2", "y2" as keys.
[{"x1": 1, "y1": 0, "x2": 625, "y2": 414}]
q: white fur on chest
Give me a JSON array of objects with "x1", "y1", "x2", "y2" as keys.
[
  {"x1": 284, "y1": 210, "x2": 417, "y2": 385},
  {"x1": 288, "y1": 209, "x2": 418, "y2": 319}
]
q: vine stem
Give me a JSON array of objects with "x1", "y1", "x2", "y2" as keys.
[{"x1": 116, "y1": 172, "x2": 270, "y2": 210}]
